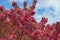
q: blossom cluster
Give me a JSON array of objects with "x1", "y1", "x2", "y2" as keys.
[{"x1": 0, "y1": 0, "x2": 60, "y2": 40}]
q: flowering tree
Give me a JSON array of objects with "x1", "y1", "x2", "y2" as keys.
[{"x1": 0, "y1": 0, "x2": 60, "y2": 40}]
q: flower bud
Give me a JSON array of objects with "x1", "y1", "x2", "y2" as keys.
[{"x1": 23, "y1": 2, "x2": 27, "y2": 6}]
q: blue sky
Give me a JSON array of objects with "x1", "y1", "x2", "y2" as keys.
[{"x1": 0, "y1": 0, "x2": 60, "y2": 24}]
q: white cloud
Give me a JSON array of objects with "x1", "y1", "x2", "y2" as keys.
[
  {"x1": 34, "y1": 0, "x2": 60, "y2": 24},
  {"x1": 34, "y1": 13, "x2": 43, "y2": 22}
]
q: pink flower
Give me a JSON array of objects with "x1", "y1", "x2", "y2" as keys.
[
  {"x1": 9, "y1": 35, "x2": 16, "y2": 40},
  {"x1": 31, "y1": 29, "x2": 41, "y2": 37}
]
